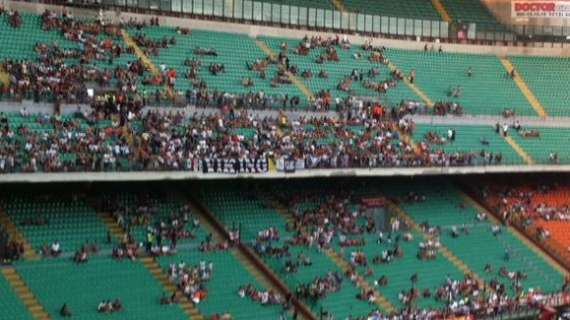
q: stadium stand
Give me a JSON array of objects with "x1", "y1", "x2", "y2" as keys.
[
  {"x1": 0, "y1": 188, "x2": 295, "y2": 319},
  {"x1": 0, "y1": 12, "x2": 77, "y2": 61},
  {"x1": 197, "y1": 179, "x2": 569, "y2": 318},
  {"x1": 92, "y1": 191, "x2": 209, "y2": 244},
  {"x1": 0, "y1": 10, "x2": 150, "y2": 104},
  {"x1": 4, "y1": 106, "x2": 570, "y2": 173},
  {"x1": 1, "y1": 1, "x2": 570, "y2": 319},
  {"x1": 0, "y1": 10, "x2": 515, "y2": 115},
  {"x1": 0, "y1": 178, "x2": 567, "y2": 319},
  {"x1": 0, "y1": 109, "x2": 423, "y2": 173}
]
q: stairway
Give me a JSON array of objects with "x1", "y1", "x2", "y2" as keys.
[
  {"x1": 499, "y1": 57, "x2": 548, "y2": 118},
  {"x1": 1, "y1": 268, "x2": 50, "y2": 320}
]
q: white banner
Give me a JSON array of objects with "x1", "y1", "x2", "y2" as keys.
[{"x1": 512, "y1": 0, "x2": 570, "y2": 18}]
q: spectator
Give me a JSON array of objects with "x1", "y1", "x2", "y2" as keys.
[{"x1": 60, "y1": 303, "x2": 72, "y2": 317}]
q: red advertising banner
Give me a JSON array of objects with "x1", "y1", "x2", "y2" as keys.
[
  {"x1": 361, "y1": 197, "x2": 386, "y2": 208},
  {"x1": 512, "y1": 0, "x2": 570, "y2": 18}
]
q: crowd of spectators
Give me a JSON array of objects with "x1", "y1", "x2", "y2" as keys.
[
  {"x1": 483, "y1": 183, "x2": 570, "y2": 226},
  {"x1": 237, "y1": 284, "x2": 283, "y2": 306},
  {"x1": 2, "y1": 10, "x2": 152, "y2": 105},
  {"x1": 0, "y1": 9, "x2": 548, "y2": 177},
  {"x1": 0, "y1": 101, "x2": 427, "y2": 174},
  {"x1": 295, "y1": 272, "x2": 343, "y2": 302},
  {"x1": 263, "y1": 187, "x2": 569, "y2": 320},
  {"x1": 167, "y1": 260, "x2": 212, "y2": 304},
  {"x1": 2, "y1": 185, "x2": 569, "y2": 320},
  {"x1": 97, "y1": 299, "x2": 123, "y2": 313},
  {"x1": 0, "y1": 8, "x2": 479, "y2": 120},
  {"x1": 3, "y1": 8, "x2": 22, "y2": 28}
]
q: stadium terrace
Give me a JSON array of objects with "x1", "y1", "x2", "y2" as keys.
[{"x1": 1, "y1": 1, "x2": 570, "y2": 320}]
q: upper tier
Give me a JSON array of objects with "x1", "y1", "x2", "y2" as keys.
[{"x1": 0, "y1": 10, "x2": 566, "y2": 117}]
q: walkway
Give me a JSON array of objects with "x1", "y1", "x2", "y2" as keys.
[{"x1": 407, "y1": 114, "x2": 570, "y2": 128}]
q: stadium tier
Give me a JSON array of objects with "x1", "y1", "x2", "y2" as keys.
[
  {"x1": 0, "y1": 179, "x2": 568, "y2": 319},
  {"x1": 5, "y1": 107, "x2": 570, "y2": 174},
  {"x1": 278, "y1": 188, "x2": 467, "y2": 310},
  {"x1": 139, "y1": 27, "x2": 306, "y2": 101},
  {"x1": 198, "y1": 179, "x2": 568, "y2": 317},
  {"x1": 0, "y1": 10, "x2": 546, "y2": 116},
  {"x1": 92, "y1": 191, "x2": 209, "y2": 244},
  {"x1": 0, "y1": 11, "x2": 147, "y2": 103},
  {"x1": 259, "y1": 35, "x2": 418, "y2": 106}
]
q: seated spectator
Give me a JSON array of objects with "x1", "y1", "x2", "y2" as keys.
[
  {"x1": 97, "y1": 299, "x2": 122, "y2": 313},
  {"x1": 476, "y1": 212, "x2": 487, "y2": 221},
  {"x1": 73, "y1": 247, "x2": 89, "y2": 264},
  {"x1": 46, "y1": 241, "x2": 61, "y2": 257},
  {"x1": 448, "y1": 85, "x2": 462, "y2": 98},
  {"x1": 241, "y1": 77, "x2": 254, "y2": 87},
  {"x1": 194, "y1": 47, "x2": 217, "y2": 56},
  {"x1": 549, "y1": 152, "x2": 559, "y2": 164},
  {"x1": 301, "y1": 69, "x2": 312, "y2": 79},
  {"x1": 374, "y1": 275, "x2": 388, "y2": 287},
  {"x1": 209, "y1": 63, "x2": 225, "y2": 75},
  {"x1": 491, "y1": 225, "x2": 502, "y2": 236},
  {"x1": 60, "y1": 303, "x2": 72, "y2": 317},
  {"x1": 8, "y1": 10, "x2": 22, "y2": 28}
]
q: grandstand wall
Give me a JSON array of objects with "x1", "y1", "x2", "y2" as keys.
[{"x1": 1, "y1": 165, "x2": 570, "y2": 183}]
